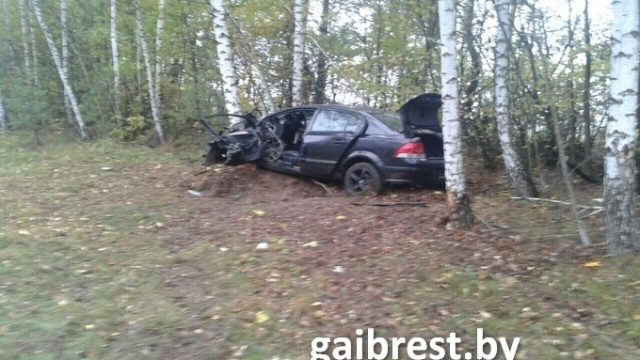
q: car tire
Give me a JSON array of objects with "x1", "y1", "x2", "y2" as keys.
[{"x1": 344, "y1": 162, "x2": 383, "y2": 196}]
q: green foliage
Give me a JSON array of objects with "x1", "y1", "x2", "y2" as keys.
[{"x1": 109, "y1": 115, "x2": 148, "y2": 141}]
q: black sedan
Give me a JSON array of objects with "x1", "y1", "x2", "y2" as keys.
[{"x1": 200, "y1": 93, "x2": 445, "y2": 195}]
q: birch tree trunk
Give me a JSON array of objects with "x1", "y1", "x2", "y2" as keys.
[
  {"x1": 0, "y1": 94, "x2": 6, "y2": 132},
  {"x1": 154, "y1": 0, "x2": 165, "y2": 115},
  {"x1": 27, "y1": 1, "x2": 39, "y2": 86},
  {"x1": 110, "y1": 0, "x2": 121, "y2": 120},
  {"x1": 30, "y1": 0, "x2": 87, "y2": 139},
  {"x1": 291, "y1": 0, "x2": 307, "y2": 106},
  {"x1": 135, "y1": 0, "x2": 165, "y2": 143},
  {"x1": 604, "y1": 0, "x2": 639, "y2": 255},
  {"x1": 210, "y1": 0, "x2": 242, "y2": 118},
  {"x1": 19, "y1": 0, "x2": 32, "y2": 79},
  {"x1": 60, "y1": 0, "x2": 74, "y2": 125},
  {"x1": 582, "y1": 0, "x2": 592, "y2": 174},
  {"x1": 438, "y1": 0, "x2": 473, "y2": 229},
  {"x1": 495, "y1": 0, "x2": 536, "y2": 197}
]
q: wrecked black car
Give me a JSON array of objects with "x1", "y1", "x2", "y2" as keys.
[{"x1": 200, "y1": 93, "x2": 445, "y2": 195}]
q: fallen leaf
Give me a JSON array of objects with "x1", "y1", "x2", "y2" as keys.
[
  {"x1": 252, "y1": 210, "x2": 266, "y2": 217},
  {"x1": 583, "y1": 261, "x2": 601, "y2": 269},
  {"x1": 18, "y1": 230, "x2": 30, "y2": 235},
  {"x1": 256, "y1": 242, "x2": 269, "y2": 250},
  {"x1": 335, "y1": 215, "x2": 347, "y2": 220},
  {"x1": 84, "y1": 324, "x2": 95, "y2": 330},
  {"x1": 255, "y1": 311, "x2": 270, "y2": 324}
]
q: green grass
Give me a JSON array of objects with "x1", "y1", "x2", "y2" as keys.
[{"x1": 0, "y1": 132, "x2": 638, "y2": 359}]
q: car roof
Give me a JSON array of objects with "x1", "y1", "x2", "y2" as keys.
[{"x1": 272, "y1": 104, "x2": 398, "y2": 114}]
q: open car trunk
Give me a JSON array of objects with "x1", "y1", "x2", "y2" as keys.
[{"x1": 399, "y1": 93, "x2": 444, "y2": 158}]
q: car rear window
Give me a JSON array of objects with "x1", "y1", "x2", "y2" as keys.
[{"x1": 366, "y1": 111, "x2": 403, "y2": 133}]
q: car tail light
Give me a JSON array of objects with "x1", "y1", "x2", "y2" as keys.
[{"x1": 393, "y1": 141, "x2": 425, "y2": 159}]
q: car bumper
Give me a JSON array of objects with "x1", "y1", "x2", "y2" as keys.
[{"x1": 383, "y1": 159, "x2": 445, "y2": 186}]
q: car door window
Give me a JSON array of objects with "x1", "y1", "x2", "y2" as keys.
[{"x1": 309, "y1": 110, "x2": 363, "y2": 133}]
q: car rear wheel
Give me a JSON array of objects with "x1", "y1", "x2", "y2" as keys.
[{"x1": 344, "y1": 162, "x2": 383, "y2": 196}]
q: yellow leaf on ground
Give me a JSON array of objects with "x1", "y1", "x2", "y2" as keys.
[
  {"x1": 252, "y1": 210, "x2": 265, "y2": 217},
  {"x1": 336, "y1": 215, "x2": 347, "y2": 220},
  {"x1": 583, "y1": 261, "x2": 601, "y2": 268},
  {"x1": 18, "y1": 230, "x2": 30, "y2": 235},
  {"x1": 255, "y1": 311, "x2": 270, "y2": 324}
]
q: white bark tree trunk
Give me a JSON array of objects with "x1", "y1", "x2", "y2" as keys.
[
  {"x1": 495, "y1": 0, "x2": 536, "y2": 197},
  {"x1": 18, "y1": 0, "x2": 32, "y2": 78},
  {"x1": 27, "y1": 0, "x2": 39, "y2": 86},
  {"x1": 291, "y1": 0, "x2": 307, "y2": 106},
  {"x1": 0, "y1": 94, "x2": 6, "y2": 132},
  {"x1": 438, "y1": 0, "x2": 473, "y2": 228},
  {"x1": 210, "y1": 0, "x2": 241, "y2": 118},
  {"x1": 154, "y1": 0, "x2": 165, "y2": 115},
  {"x1": 135, "y1": 0, "x2": 165, "y2": 143},
  {"x1": 110, "y1": 0, "x2": 121, "y2": 119},
  {"x1": 60, "y1": 0, "x2": 74, "y2": 125},
  {"x1": 30, "y1": 0, "x2": 88, "y2": 139},
  {"x1": 604, "y1": 0, "x2": 640, "y2": 255}
]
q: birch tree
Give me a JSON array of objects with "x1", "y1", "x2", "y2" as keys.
[
  {"x1": 27, "y1": 1, "x2": 39, "y2": 86},
  {"x1": 0, "y1": 95, "x2": 6, "y2": 132},
  {"x1": 110, "y1": 0, "x2": 121, "y2": 119},
  {"x1": 60, "y1": 0, "x2": 74, "y2": 125},
  {"x1": 291, "y1": 0, "x2": 307, "y2": 106},
  {"x1": 604, "y1": 0, "x2": 639, "y2": 255},
  {"x1": 18, "y1": 0, "x2": 32, "y2": 79},
  {"x1": 135, "y1": 0, "x2": 165, "y2": 143},
  {"x1": 210, "y1": 0, "x2": 242, "y2": 118},
  {"x1": 582, "y1": 0, "x2": 592, "y2": 174},
  {"x1": 30, "y1": 0, "x2": 87, "y2": 139},
  {"x1": 438, "y1": 0, "x2": 473, "y2": 229},
  {"x1": 495, "y1": 0, "x2": 536, "y2": 197},
  {"x1": 154, "y1": 0, "x2": 165, "y2": 116}
]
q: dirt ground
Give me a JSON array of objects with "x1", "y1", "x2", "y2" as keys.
[{"x1": 1, "y1": 136, "x2": 638, "y2": 360}]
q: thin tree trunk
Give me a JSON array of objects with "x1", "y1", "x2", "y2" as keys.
[
  {"x1": 60, "y1": 0, "x2": 74, "y2": 126},
  {"x1": 135, "y1": 0, "x2": 165, "y2": 143},
  {"x1": 536, "y1": 34, "x2": 592, "y2": 247},
  {"x1": 27, "y1": 0, "x2": 39, "y2": 86},
  {"x1": 30, "y1": 0, "x2": 87, "y2": 139},
  {"x1": 495, "y1": 0, "x2": 537, "y2": 197},
  {"x1": 0, "y1": 93, "x2": 6, "y2": 132},
  {"x1": 136, "y1": 30, "x2": 142, "y2": 97},
  {"x1": 566, "y1": 0, "x2": 577, "y2": 159},
  {"x1": 110, "y1": 0, "x2": 121, "y2": 120},
  {"x1": 209, "y1": 0, "x2": 241, "y2": 118},
  {"x1": 582, "y1": 0, "x2": 592, "y2": 174},
  {"x1": 19, "y1": 0, "x2": 32, "y2": 78},
  {"x1": 438, "y1": 0, "x2": 473, "y2": 229},
  {"x1": 154, "y1": 0, "x2": 165, "y2": 116},
  {"x1": 604, "y1": 0, "x2": 639, "y2": 255},
  {"x1": 291, "y1": 0, "x2": 307, "y2": 106},
  {"x1": 313, "y1": 0, "x2": 330, "y2": 104}
]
